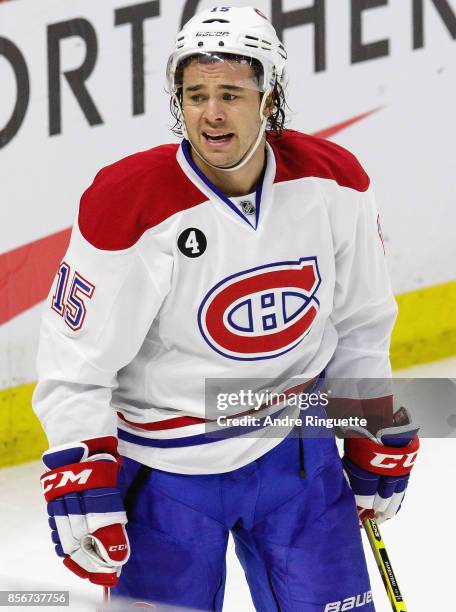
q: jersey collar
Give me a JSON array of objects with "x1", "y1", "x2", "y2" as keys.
[{"x1": 177, "y1": 139, "x2": 276, "y2": 231}]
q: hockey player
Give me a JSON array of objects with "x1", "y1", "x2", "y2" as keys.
[{"x1": 34, "y1": 6, "x2": 419, "y2": 611}]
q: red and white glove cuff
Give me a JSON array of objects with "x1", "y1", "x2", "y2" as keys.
[
  {"x1": 41, "y1": 459, "x2": 119, "y2": 502},
  {"x1": 345, "y1": 435, "x2": 420, "y2": 477}
]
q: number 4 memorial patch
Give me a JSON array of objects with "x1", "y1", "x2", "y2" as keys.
[
  {"x1": 178, "y1": 228, "x2": 207, "y2": 258},
  {"x1": 51, "y1": 262, "x2": 95, "y2": 331}
]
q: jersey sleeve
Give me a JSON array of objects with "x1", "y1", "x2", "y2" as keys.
[
  {"x1": 325, "y1": 184, "x2": 398, "y2": 427},
  {"x1": 32, "y1": 213, "x2": 173, "y2": 448}
]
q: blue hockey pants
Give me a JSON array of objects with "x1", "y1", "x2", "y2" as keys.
[{"x1": 113, "y1": 432, "x2": 374, "y2": 611}]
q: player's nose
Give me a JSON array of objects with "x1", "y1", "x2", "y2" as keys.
[{"x1": 203, "y1": 97, "x2": 226, "y2": 123}]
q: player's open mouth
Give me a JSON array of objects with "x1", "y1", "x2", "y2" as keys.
[{"x1": 203, "y1": 132, "x2": 234, "y2": 146}]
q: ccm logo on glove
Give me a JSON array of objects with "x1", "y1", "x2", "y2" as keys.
[
  {"x1": 41, "y1": 468, "x2": 93, "y2": 494},
  {"x1": 109, "y1": 544, "x2": 128, "y2": 552},
  {"x1": 41, "y1": 460, "x2": 118, "y2": 501},
  {"x1": 370, "y1": 450, "x2": 418, "y2": 470},
  {"x1": 346, "y1": 434, "x2": 419, "y2": 477}
]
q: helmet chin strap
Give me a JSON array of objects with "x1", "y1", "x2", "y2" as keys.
[{"x1": 174, "y1": 90, "x2": 270, "y2": 173}]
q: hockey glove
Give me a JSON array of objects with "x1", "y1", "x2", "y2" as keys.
[
  {"x1": 40, "y1": 436, "x2": 129, "y2": 586},
  {"x1": 343, "y1": 408, "x2": 419, "y2": 524}
]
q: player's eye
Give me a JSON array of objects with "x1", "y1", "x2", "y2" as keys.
[
  {"x1": 189, "y1": 94, "x2": 204, "y2": 103},
  {"x1": 222, "y1": 93, "x2": 237, "y2": 101}
]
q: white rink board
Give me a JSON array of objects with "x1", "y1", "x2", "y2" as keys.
[{"x1": 1, "y1": 0, "x2": 455, "y2": 386}]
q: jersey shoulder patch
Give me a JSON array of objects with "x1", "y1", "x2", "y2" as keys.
[
  {"x1": 79, "y1": 144, "x2": 206, "y2": 250},
  {"x1": 269, "y1": 130, "x2": 370, "y2": 192}
]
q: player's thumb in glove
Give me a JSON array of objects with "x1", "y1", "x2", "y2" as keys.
[{"x1": 41, "y1": 436, "x2": 130, "y2": 586}]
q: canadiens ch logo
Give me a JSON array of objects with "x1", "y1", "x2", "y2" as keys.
[{"x1": 198, "y1": 258, "x2": 321, "y2": 361}]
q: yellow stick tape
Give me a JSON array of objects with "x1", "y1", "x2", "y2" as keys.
[{"x1": 1, "y1": 281, "x2": 455, "y2": 468}]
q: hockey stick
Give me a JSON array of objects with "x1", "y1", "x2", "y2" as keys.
[
  {"x1": 100, "y1": 586, "x2": 110, "y2": 611},
  {"x1": 363, "y1": 517, "x2": 407, "y2": 612},
  {"x1": 100, "y1": 587, "x2": 158, "y2": 611}
]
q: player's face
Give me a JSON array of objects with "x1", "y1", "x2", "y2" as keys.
[{"x1": 181, "y1": 59, "x2": 264, "y2": 169}]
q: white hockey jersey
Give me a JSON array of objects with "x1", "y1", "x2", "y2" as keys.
[{"x1": 33, "y1": 130, "x2": 397, "y2": 474}]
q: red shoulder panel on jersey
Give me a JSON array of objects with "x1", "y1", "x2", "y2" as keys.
[
  {"x1": 268, "y1": 130, "x2": 370, "y2": 192},
  {"x1": 79, "y1": 144, "x2": 207, "y2": 250}
]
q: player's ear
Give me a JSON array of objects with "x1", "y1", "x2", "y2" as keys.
[{"x1": 262, "y1": 93, "x2": 274, "y2": 119}]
